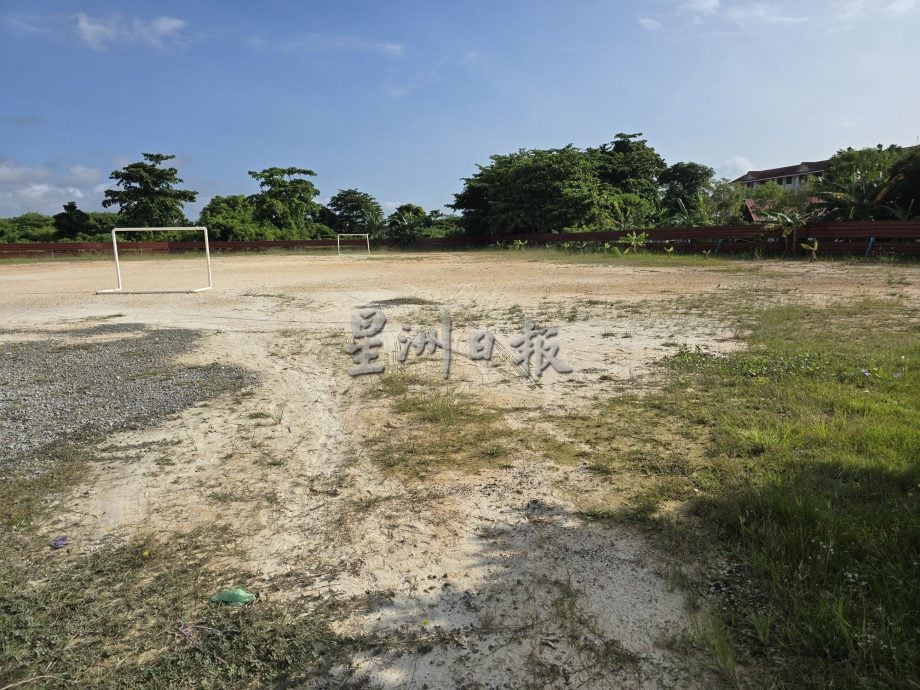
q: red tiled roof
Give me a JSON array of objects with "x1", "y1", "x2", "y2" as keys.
[
  {"x1": 733, "y1": 160, "x2": 829, "y2": 184},
  {"x1": 742, "y1": 198, "x2": 768, "y2": 222}
]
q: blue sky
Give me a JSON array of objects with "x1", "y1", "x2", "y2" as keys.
[{"x1": 2, "y1": 0, "x2": 919, "y2": 218}]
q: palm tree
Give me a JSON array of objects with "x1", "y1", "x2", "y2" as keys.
[
  {"x1": 885, "y1": 200, "x2": 918, "y2": 220},
  {"x1": 809, "y1": 173, "x2": 895, "y2": 221}
]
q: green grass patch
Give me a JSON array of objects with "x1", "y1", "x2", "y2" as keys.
[
  {"x1": 573, "y1": 299, "x2": 920, "y2": 686},
  {"x1": 0, "y1": 533, "x2": 363, "y2": 689},
  {"x1": 0, "y1": 446, "x2": 366, "y2": 688},
  {"x1": 366, "y1": 373, "x2": 514, "y2": 478}
]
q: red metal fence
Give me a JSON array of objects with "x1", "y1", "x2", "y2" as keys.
[{"x1": 1, "y1": 221, "x2": 919, "y2": 258}]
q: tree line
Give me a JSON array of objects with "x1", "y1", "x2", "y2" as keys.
[{"x1": 2, "y1": 135, "x2": 918, "y2": 244}]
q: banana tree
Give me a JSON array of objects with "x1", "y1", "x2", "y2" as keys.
[
  {"x1": 618, "y1": 230, "x2": 649, "y2": 254},
  {"x1": 800, "y1": 239, "x2": 819, "y2": 262},
  {"x1": 761, "y1": 209, "x2": 815, "y2": 257},
  {"x1": 668, "y1": 194, "x2": 712, "y2": 227}
]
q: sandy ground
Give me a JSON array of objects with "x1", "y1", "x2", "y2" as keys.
[{"x1": 2, "y1": 253, "x2": 917, "y2": 688}]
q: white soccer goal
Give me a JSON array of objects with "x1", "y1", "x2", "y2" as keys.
[
  {"x1": 336, "y1": 233, "x2": 371, "y2": 256},
  {"x1": 96, "y1": 227, "x2": 213, "y2": 294}
]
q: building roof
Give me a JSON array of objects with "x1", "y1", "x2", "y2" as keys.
[
  {"x1": 742, "y1": 198, "x2": 768, "y2": 222},
  {"x1": 742, "y1": 197, "x2": 824, "y2": 223},
  {"x1": 733, "y1": 160, "x2": 829, "y2": 184}
]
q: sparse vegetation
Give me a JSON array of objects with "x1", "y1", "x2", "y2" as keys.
[
  {"x1": 564, "y1": 299, "x2": 920, "y2": 687},
  {"x1": 2, "y1": 254, "x2": 917, "y2": 688},
  {"x1": 366, "y1": 373, "x2": 513, "y2": 478}
]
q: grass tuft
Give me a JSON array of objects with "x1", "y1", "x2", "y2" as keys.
[
  {"x1": 567, "y1": 299, "x2": 920, "y2": 686},
  {"x1": 366, "y1": 373, "x2": 514, "y2": 478}
]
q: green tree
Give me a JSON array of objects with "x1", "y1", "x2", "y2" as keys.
[
  {"x1": 102, "y1": 153, "x2": 197, "y2": 227},
  {"x1": 7, "y1": 213, "x2": 56, "y2": 242},
  {"x1": 810, "y1": 175, "x2": 895, "y2": 221},
  {"x1": 0, "y1": 218, "x2": 13, "y2": 242},
  {"x1": 608, "y1": 192, "x2": 656, "y2": 229},
  {"x1": 451, "y1": 145, "x2": 612, "y2": 236},
  {"x1": 709, "y1": 179, "x2": 745, "y2": 225},
  {"x1": 748, "y1": 180, "x2": 814, "y2": 217},
  {"x1": 668, "y1": 194, "x2": 713, "y2": 227},
  {"x1": 425, "y1": 210, "x2": 462, "y2": 237},
  {"x1": 811, "y1": 143, "x2": 920, "y2": 221},
  {"x1": 887, "y1": 147, "x2": 920, "y2": 218},
  {"x1": 53, "y1": 201, "x2": 93, "y2": 239},
  {"x1": 247, "y1": 167, "x2": 322, "y2": 238},
  {"x1": 385, "y1": 203, "x2": 428, "y2": 246},
  {"x1": 199, "y1": 195, "x2": 265, "y2": 240},
  {"x1": 87, "y1": 211, "x2": 120, "y2": 237},
  {"x1": 327, "y1": 189, "x2": 384, "y2": 235},
  {"x1": 659, "y1": 162, "x2": 715, "y2": 218},
  {"x1": 587, "y1": 133, "x2": 667, "y2": 204},
  {"x1": 823, "y1": 144, "x2": 907, "y2": 186},
  {"x1": 451, "y1": 134, "x2": 670, "y2": 236}
]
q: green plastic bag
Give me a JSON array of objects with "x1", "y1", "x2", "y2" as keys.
[{"x1": 210, "y1": 588, "x2": 256, "y2": 606}]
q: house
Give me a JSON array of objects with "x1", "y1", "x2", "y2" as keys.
[{"x1": 733, "y1": 160, "x2": 829, "y2": 196}]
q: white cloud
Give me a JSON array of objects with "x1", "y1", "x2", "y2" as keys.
[
  {"x1": 134, "y1": 16, "x2": 187, "y2": 48},
  {"x1": 826, "y1": 0, "x2": 916, "y2": 27},
  {"x1": 250, "y1": 33, "x2": 407, "y2": 57},
  {"x1": 0, "y1": 183, "x2": 87, "y2": 216},
  {"x1": 639, "y1": 17, "x2": 664, "y2": 30},
  {"x1": 676, "y1": 1, "x2": 818, "y2": 26},
  {"x1": 64, "y1": 165, "x2": 101, "y2": 186},
  {"x1": 75, "y1": 13, "x2": 119, "y2": 50},
  {"x1": 726, "y1": 3, "x2": 809, "y2": 26},
  {"x1": 0, "y1": 158, "x2": 107, "y2": 215},
  {"x1": 3, "y1": 13, "x2": 54, "y2": 34},
  {"x1": 74, "y1": 13, "x2": 188, "y2": 51},
  {"x1": 681, "y1": 0, "x2": 721, "y2": 15},
  {"x1": 886, "y1": 0, "x2": 917, "y2": 13},
  {"x1": 0, "y1": 159, "x2": 49, "y2": 185},
  {"x1": 716, "y1": 155, "x2": 753, "y2": 180},
  {"x1": 378, "y1": 42, "x2": 407, "y2": 56},
  {"x1": 840, "y1": 0, "x2": 867, "y2": 19}
]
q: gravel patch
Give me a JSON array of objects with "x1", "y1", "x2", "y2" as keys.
[{"x1": 0, "y1": 323, "x2": 256, "y2": 470}]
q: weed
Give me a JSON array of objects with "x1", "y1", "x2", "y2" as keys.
[
  {"x1": 366, "y1": 373, "x2": 513, "y2": 478},
  {"x1": 0, "y1": 532, "x2": 366, "y2": 689},
  {"x1": 365, "y1": 296, "x2": 438, "y2": 307},
  {"x1": 578, "y1": 299, "x2": 920, "y2": 686}
]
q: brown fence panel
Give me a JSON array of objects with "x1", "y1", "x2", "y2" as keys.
[
  {"x1": 803, "y1": 220, "x2": 920, "y2": 239},
  {"x1": 1, "y1": 221, "x2": 918, "y2": 258}
]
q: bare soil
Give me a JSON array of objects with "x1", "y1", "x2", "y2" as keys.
[{"x1": 2, "y1": 252, "x2": 916, "y2": 688}]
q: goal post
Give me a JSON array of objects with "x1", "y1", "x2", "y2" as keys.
[
  {"x1": 96, "y1": 227, "x2": 213, "y2": 294},
  {"x1": 336, "y1": 233, "x2": 371, "y2": 256}
]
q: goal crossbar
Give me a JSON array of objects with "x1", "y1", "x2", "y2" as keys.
[
  {"x1": 336, "y1": 233, "x2": 371, "y2": 256},
  {"x1": 96, "y1": 227, "x2": 213, "y2": 294}
]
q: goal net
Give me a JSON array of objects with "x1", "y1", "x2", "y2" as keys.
[
  {"x1": 336, "y1": 233, "x2": 371, "y2": 255},
  {"x1": 96, "y1": 227, "x2": 213, "y2": 294}
]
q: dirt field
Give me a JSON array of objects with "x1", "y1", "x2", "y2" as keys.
[{"x1": 2, "y1": 252, "x2": 917, "y2": 688}]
